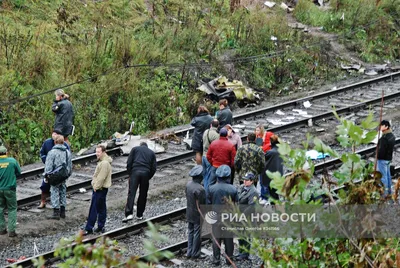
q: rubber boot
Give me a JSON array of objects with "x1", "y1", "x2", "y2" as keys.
[
  {"x1": 37, "y1": 192, "x2": 47, "y2": 209},
  {"x1": 60, "y1": 206, "x2": 66, "y2": 219},
  {"x1": 47, "y1": 208, "x2": 60, "y2": 220}
]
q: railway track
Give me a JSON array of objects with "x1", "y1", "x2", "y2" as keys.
[
  {"x1": 16, "y1": 72, "x2": 400, "y2": 209},
  {"x1": 11, "y1": 140, "x2": 400, "y2": 268}
]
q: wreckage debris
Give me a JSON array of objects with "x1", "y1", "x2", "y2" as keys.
[{"x1": 198, "y1": 76, "x2": 262, "y2": 107}]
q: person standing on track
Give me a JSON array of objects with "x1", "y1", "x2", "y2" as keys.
[
  {"x1": 83, "y1": 145, "x2": 112, "y2": 235},
  {"x1": 234, "y1": 133, "x2": 265, "y2": 185},
  {"x1": 52, "y1": 89, "x2": 74, "y2": 144},
  {"x1": 206, "y1": 128, "x2": 236, "y2": 190},
  {"x1": 191, "y1": 106, "x2": 213, "y2": 165},
  {"x1": 377, "y1": 120, "x2": 396, "y2": 198},
  {"x1": 44, "y1": 135, "x2": 72, "y2": 220},
  {"x1": 185, "y1": 165, "x2": 206, "y2": 259},
  {"x1": 0, "y1": 145, "x2": 21, "y2": 237},
  {"x1": 123, "y1": 142, "x2": 157, "y2": 222},
  {"x1": 37, "y1": 129, "x2": 70, "y2": 209},
  {"x1": 208, "y1": 165, "x2": 238, "y2": 266},
  {"x1": 202, "y1": 119, "x2": 220, "y2": 199},
  {"x1": 216, "y1": 99, "x2": 233, "y2": 131}
]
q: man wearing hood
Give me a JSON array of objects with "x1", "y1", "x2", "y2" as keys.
[
  {"x1": 208, "y1": 165, "x2": 238, "y2": 266},
  {"x1": 377, "y1": 120, "x2": 396, "y2": 197},
  {"x1": 44, "y1": 135, "x2": 72, "y2": 220},
  {"x1": 185, "y1": 165, "x2": 206, "y2": 259},
  {"x1": 83, "y1": 145, "x2": 112, "y2": 235}
]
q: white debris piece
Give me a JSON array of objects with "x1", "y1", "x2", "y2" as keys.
[
  {"x1": 271, "y1": 35, "x2": 278, "y2": 41},
  {"x1": 275, "y1": 109, "x2": 285, "y2": 115},
  {"x1": 264, "y1": 1, "x2": 276, "y2": 8},
  {"x1": 365, "y1": 70, "x2": 378, "y2": 76},
  {"x1": 292, "y1": 109, "x2": 308, "y2": 115},
  {"x1": 79, "y1": 188, "x2": 87, "y2": 193},
  {"x1": 120, "y1": 135, "x2": 166, "y2": 155},
  {"x1": 303, "y1": 101, "x2": 312, "y2": 108},
  {"x1": 267, "y1": 119, "x2": 287, "y2": 125}
]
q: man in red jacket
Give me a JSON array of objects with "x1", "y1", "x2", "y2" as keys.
[{"x1": 206, "y1": 128, "x2": 236, "y2": 196}]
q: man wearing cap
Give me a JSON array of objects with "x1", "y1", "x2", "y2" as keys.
[
  {"x1": 208, "y1": 165, "x2": 238, "y2": 266},
  {"x1": 206, "y1": 128, "x2": 236, "y2": 194},
  {"x1": 0, "y1": 145, "x2": 21, "y2": 237},
  {"x1": 235, "y1": 172, "x2": 259, "y2": 261},
  {"x1": 377, "y1": 120, "x2": 396, "y2": 197},
  {"x1": 235, "y1": 133, "x2": 265, "y2": 185},
  {"x1": 52, "y1": 89, "x2": 74, "y2": 142},
  {"x1": 185, "y1": 165, "x2": 206, "y2": 259},
  {"x1": 37, "y1": 129, "x2": 71, "y2": 209}
]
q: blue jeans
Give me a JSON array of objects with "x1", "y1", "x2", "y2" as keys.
[
  {"x1": 85, "y1": 188, "x2": 108, "y2": 231},
  {"x1": 202, "y1": 156, "x2": 211, "y2": 196},
  {"x1": 260, "y1": 184, "x2": 269, "y2": 200},
  {"x1": 377, "y1": 160, "x2": 391, "y2": 196}
]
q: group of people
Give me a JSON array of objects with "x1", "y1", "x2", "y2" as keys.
[
  {"x1": 191, "y1": 100, "x2": 282, "y2": 206},
  {"x1": 187, "y1": 100, "x2": 397, "y2": 265},
  {"x1": 187, "y1": 100, "x2": 285, "y2": 265}
]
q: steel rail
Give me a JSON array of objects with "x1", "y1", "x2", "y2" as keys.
[
  {"x1": 18, "y1": 151, "x2": 195, "y2": 207},
  {"x1": 172, "y1": 71, "x2": 400, "y2": 136},
  {"x1": 13, "y1": 140, "x2": 400, "y2": 267},
  {"x1": 17, "y1": 72, "x2": 400, "y2": 182},
  {"x1": 18, "y1": 91, "x2": 400, "y2": 207},
  {"x1": 9, "y1": 207, "x2": 186, "y2": 268},
  {"x1": 18, "y1": 147, "x2": 123, "y2": 179}
]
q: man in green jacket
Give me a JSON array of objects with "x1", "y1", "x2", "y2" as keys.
[{"x1": 0, "y1": 145, "x2": 21, "y2": 237}]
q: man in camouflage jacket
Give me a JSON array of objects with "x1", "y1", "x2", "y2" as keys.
[{"x1": 234, "y1": 133, "x2": 265, "y2": 184}]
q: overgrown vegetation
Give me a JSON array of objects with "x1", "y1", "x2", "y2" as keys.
[
  {"x1": 0, "y1": 0, "x2": 396, "y2": 164},
  {"x1": 294, "y1": 0, "x2": 400, "y2": 62},
  {"x1": 246, "y1": 112, "x2": 400, "y2": 266}
]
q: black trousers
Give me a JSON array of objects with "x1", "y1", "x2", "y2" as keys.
[
  {"x1": 125, "y1": 170, "x2": 150, "y2": 217},
  {"x1": 212, "y1": 224, "x2": 234, "y2": 262},
  {"x1": 187, "y1": 222, "x2": 202, "y2": 257}
]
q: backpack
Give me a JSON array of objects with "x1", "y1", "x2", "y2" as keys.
[{"x1": 46, "y1": 150, "x2": 70, "y2": 186}]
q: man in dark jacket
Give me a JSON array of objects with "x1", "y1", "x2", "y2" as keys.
[
  {"x1": 191, "y1": 106, "x2": 213, "y2": 165},
  {"x1": 52, "y1": 89, "x2": 74, "y2": 142},
  {"x1": 185, "y1": 165, "x2": 206, "y2": 259},
  {"x1": 377, "y1": 120, "x2": 396, "y2": 197},
  {"x1": 37, "y1": 129, "x2": 70, "y2": 209},
  {"x1": 208, "y1": 165, "x2": 238, "y2": 266},
  {"x1": 0, "y1": 145, "x2": 21, "y2": 237},
  {"x1": 124, "y1": 142, "x2": 157, "y2": 222},
  {"x1": 216, "y1": 99, "x2": 233, "y2": 131},
  {"x1": 207, "y1": 128, "x2": 236, "y2": 192},
  {"x1": 260, "y1": 135, "x2": 283, "y2": 204},
  {"x1": 236, "y1": 172, "x2": 258, "y2": 261}
]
